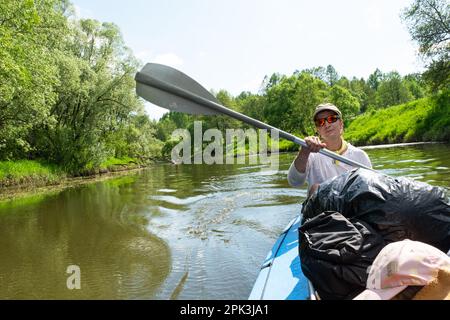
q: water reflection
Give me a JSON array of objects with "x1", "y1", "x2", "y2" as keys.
[
  {"x1": 364, "y1": 143, "x2": 450, "y2": 189},
  {"x1": 0, "y1": 176, "x2": 171, "y2": 299},
  {"x1": 0, "y1": 143, "x2": 448, "y2": 299}
]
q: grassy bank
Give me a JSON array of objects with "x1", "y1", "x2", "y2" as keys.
[
  {"x1": 0, "y1": 160, "x2": 66, "y2": 188},
  {"x1": 0, "y1": 157, "x2": 144, "y2": 191},
  {"x1": 228, "y1": 91, "x2": 449, "y2": 152},
  {"x1": 345, "y1": 91, "x2": 449, "y2": 146},
  {"x1": 233, "y1": 136, "x2": 299, "y2": 155},
  {"x1": 2, "y1": 92, "x2": 447, "y2": 191}
]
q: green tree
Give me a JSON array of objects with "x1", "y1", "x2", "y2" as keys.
[
  {"x1": 260, "y1": 73, "x2": 282, "y2": 92},
  {"x1": 348, "y1": 78, "x2": 371, "y2": 113},
  {"x1": 367, "y1": 68, "x2": 383, "y2": 91},
  {"x1": 376, "y1": 72, "x2": 414, "y2": 108},
  {"x1": 0, "y1": 0, "x2": 68, "y2": 159},
  {"x1": 264, "y1": 72, "x2": 328, "y2": 135},
  {"x1": 105, "y1": 114, "x2": 163, "y2": 161},
  {"x1": 197, "y1": 90, "x2": 241, "y2": 133},
  {"x1": 303, "y1": 66, "x2": 326, "y2": 82},
  {"x1": 42, "y1": 17, "x2": 147, "y2": 172},
  {"x1": 0, "y1": 1, "x2": 164, "y2": 172},
  {"x1": 155, "y1": 112, "x2": 182, "y2": 141},
  {"x1": 325, "y1": 65, "x2": 339, "y2": 86},
  {"x1": 403, "y1": 73, "x2": 427, "y2": 99},
  {"x1": 328, "y1": 85, "x2": 360, "y2": 118},
  {"x1": 402, "y1": 0, "x2": 450, "y2": 90},
  {"x1": 264, "y1": 75, "x2": 298, "y2": 131},
  {"x1": 236, "y1": 92, "x2": 266, "y2": 122},
  {"x1": 336, "y1": 76, "x2": 350, "y2": 89}
]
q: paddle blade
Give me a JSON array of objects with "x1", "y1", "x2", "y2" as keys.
[{"x1": 135, "y1": 63, "x2": 220, "y2": 115}]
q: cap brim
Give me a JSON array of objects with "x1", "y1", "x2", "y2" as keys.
[
  {"x1": 353, "y1": 285, "x2": 408, "y2": 300},
  {"x1": 313, "y1": 107, "x2": 342, "y2": 119}
]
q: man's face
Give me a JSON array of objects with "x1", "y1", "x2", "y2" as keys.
[{"x1": 314, "y1": 110, "x2": 343, "y2": 139}]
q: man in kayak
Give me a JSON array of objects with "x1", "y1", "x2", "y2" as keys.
[{"x1": 287, "y1": 103, "x2": 372, "y2": 195}]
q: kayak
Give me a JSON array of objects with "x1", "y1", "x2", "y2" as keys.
[{"x1": 249, "y1": 215, "x2": 315, "y2": 300}]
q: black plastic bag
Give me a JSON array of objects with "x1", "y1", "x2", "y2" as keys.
[
  {"x1": 299, "y1": 211, "x2": 385, "y2": 300},
  {"x1": 302, "y1": 168, "x2": 450, "y2": 252}
]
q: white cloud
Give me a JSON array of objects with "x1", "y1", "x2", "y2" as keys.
[{"x1": 152, "y1": 53, "x2": 184, "y2": 68}]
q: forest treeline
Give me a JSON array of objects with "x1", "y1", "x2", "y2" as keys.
[
  {"x1": 1, "y1": 0, "x2": 162, "y2": 176},
  {"x1": 0, "y1": 0, "x2": 448, "y2": 185}
]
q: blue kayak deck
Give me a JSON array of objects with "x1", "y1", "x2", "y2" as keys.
[{"x1": 249, "y1": 215, "x2": 312, "y2": 300}]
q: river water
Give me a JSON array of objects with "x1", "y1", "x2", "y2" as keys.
[{"x1": 0, "y1": 143, "x2": 448, "y2": 299}]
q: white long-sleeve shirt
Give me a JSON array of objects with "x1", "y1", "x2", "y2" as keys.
[{"x1": 287, "y1": 143, "x2": 372, "y2": 188}]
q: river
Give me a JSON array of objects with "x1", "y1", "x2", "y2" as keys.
[{"x1": 0, "y1": 143, "x2": 448, "y2": 299}]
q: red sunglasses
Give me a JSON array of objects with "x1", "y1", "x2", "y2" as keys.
[{"x1": 314, "y1": 115, "x2": 340, "y2": 127}]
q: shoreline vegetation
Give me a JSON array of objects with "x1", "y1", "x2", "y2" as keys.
[
  {"x1": 1, "y1": 0, "x2": 448, "y2": 200},
  {"x1": 0, "y1": 140, "x2": 447, "y2": 201},
  {"x1": 345, "y1": 92, "x2": 449, "y2": 145},
  {"x1": 0, "y1": 158, "x2": 148, "y2": 202},
  {"x1": 1, "y1": 90, "x2": 448, "y2": 198}
]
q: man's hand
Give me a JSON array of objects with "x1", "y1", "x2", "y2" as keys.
[{"x1": 304, "y1": 136, "x2": 327, "y2": 153}]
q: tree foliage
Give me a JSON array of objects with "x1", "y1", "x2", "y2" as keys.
[
  {"x1": 0, "y1": 0, "x2": 67, "y2": 158},
  {"x1": 0, "y1": 0, "x2": 443, "y2": 169},
  {"x1": 402, "y1": 0, "x2": 450, "y2": 90},
  {"x1": 155, "y1": 64, "x2": 429, "y2": 153},
  {"x1": 0, "y1": 0, "x2": 163, "y2": 173}
]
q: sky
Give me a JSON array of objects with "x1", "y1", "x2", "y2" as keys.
[{"x1": 70, "y1": 0, "x2": 423, "y2": 120}]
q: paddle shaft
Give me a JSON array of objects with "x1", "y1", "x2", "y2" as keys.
[{"x1": 136, "y1": 71, "x2": 373, "y2": 171}]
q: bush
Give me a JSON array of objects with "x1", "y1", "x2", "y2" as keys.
[{"x1": 344, "y1": 92, "x2": 448, "y2": 145}]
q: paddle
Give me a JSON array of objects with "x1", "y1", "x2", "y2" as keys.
[{"x1": 135, "y1": 63, "x2": 373, "y2": 170}]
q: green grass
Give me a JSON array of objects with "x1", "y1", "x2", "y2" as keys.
[
  {"x1": 0, "y1": 155, "x2": 146, "y2": 192},
  {"x1": 0, "y1": 157, "x2": 141, "y2": 189},
  {"x1": 229, "y1": 135, "x2": 298, "y2": 156},
  {"x1": 99, "y1": 157, "x2": 139, "y2": 171},
  {"x1": 278, "y1": 139, "x2": 298, "y2": 152},
  {"x1": 0, "y1": 160, "x2": 66, "y2": 188},
  {"x1": 345, "y1": 91, "x2": 450, "y2": 146}
]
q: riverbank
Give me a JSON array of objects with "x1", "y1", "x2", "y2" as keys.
[
  {"x1": 0, "y1": 166, "x2": 151, "y2": 203},
  {"x1": 273, "y1": 91, "x2": 449, "y2": 151},
  {"x1": 0, "y1": 157, "x2": 151, "y2": 201},
  {"x1": 2, "y1": 90, "x2": 447, "y2": 198},
  {"x1": 344, "y1": 91, "x2": 449, "y2": 145}
]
